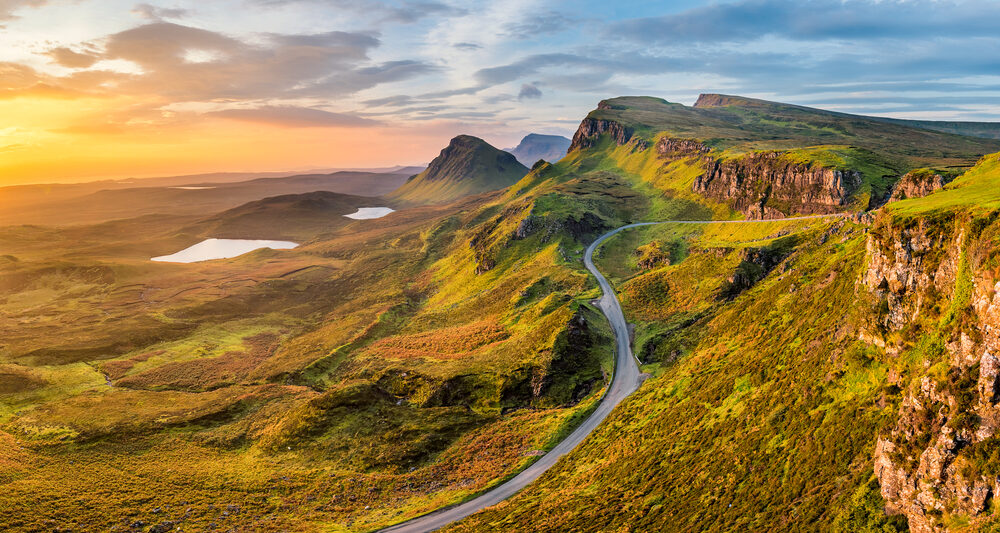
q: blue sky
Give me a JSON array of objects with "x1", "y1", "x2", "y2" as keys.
[{"x1": 1, "y1": 0, "x2": 999, "y2": 180}]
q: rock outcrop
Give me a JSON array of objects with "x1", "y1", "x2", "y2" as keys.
[
  {"x1": 861, "y1": 218, "x2": 960, "y2": 332},
  {"x1": 863, "y1": 216, "x2": 1000, "y2": 532},
  {"x1": 693, "y1": 151, "x2": 863, "y2": 219},
  {"x1": 569, "y1": 117, "x2": 635, "y2": 152},
  {"x1": 889, "y1": 170, "x2": 948, "y2": 202},
  {"x1": 655, "y1": 136, "x2": 710, "y2": 158}
]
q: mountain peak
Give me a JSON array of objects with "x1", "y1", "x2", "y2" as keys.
[
  {"x1": 505, "y1": 133, "x2": 572, "y2": 165},
  {"x1": 387, "y1": 135, "x2": 528, "y2": 205}
]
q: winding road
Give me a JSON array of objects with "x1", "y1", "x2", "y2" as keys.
[{"x1": 379, "y1": 216, "x2": 837, "y2": 533}]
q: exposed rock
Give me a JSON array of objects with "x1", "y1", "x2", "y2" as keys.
[
  {"x1": 861, "y1": 218, "x2": 959, "y2": 332},
  {"x1": 655, "y1": 136, "x2": 710, "y2": 158},
  {"x1": 693, "y1": 151, "x2": 863, "y2": 219},
  {"x1": 569, "y1": 118, "x2": 634, "y2": 152},
  {"x1": 147, "y1": 521, "x2": 175, "y2": 533},
  {"x1": 865, "y1": 217, "x2": 1000, "y2": 531},
  {"x1": 889, "y1": 170, "x2": 948, "y2": 202}
]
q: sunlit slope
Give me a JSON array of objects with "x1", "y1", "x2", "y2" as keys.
[
  {"x1": 567, "y1": 95, "x2": 1000, "y2": 218},
  {"x1": 388, "y1": 135, "x2": 528, "y2": 206},
  {"x1": 4, "y1": 94, "x2": 1000, "y2": 533},
  {"x1": 581, "y1": 94, "x2": 1000, "y2": 168},
  {"x1": 887, "y1": 152, "x2": 1000, "y2": 214}
]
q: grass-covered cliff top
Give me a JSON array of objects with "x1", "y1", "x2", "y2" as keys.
[
  {"x1": 585, "y1": 95, "x2": 1000, "y2": 169},
  {"x1": 888, "y1": 152, "x2": 1000, "y2": 215}
]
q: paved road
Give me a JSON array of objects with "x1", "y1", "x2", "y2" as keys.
[{"x1": 378, "y1": 216, "x2": 838, "y2": 533}]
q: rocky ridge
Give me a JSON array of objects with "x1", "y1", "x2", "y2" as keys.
[
  {"x1": 863, "y1": 215, "x2": 1000, "y2": 532},
  {"x1": 889, "y1": 170, "x2": 949, "y2": 202},
  {"x1": 694, "y1": 151, "x2": 863, "y2": 219}
]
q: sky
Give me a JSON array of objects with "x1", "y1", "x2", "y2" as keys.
[{"x1": 1, "y1": 0, "x2": 1000, "y2": 185}]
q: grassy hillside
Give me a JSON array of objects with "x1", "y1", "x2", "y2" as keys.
[
  {"x1": 3, "y1": 94, "x2": 1000, "y2": 532},
  {"x1": 872, "y1": 117, "x2": 1000, "y2": 140},
  {"x1": 388, "y1": 135, "x2": 528, "y2": 206},
  {"x1": 583, "y1": 94, "x2": 1000, "y2": 170}
]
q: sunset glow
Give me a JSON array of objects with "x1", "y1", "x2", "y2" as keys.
[{"x1": 3, "y1": 0, "x2": 1000, "y2": 185}]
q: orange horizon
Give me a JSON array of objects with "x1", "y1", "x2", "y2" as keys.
[{"x1": 0, "y1": 94, "x2": 526, "y2": 187}]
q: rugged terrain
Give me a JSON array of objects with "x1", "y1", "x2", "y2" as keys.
[{"x1": 4, "y1": 94, "x2": 1000, "y2": 533}]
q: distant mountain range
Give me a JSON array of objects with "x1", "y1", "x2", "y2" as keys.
[{"x1": 504, "y1": 133, "x2": 572, "y2": 166}]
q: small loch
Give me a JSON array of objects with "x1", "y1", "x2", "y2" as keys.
[
  {"x1": 344, "y1": 207, "x2": 395, "y2": 220},
  {"x1": 151, "y1": 238, "x2": 298, "y2": 263}
]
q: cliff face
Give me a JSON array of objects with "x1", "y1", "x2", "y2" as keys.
[
  {"x1": 862, "y1": 216, "x2": 1000, "y2": 532},
  {"x1": 568, "y1": 117, "x2": 638, "y2": 152},
  {"x1": 693, "y1": 151, "x2": 863, "y2": 219},
  {"x1": 889, "y1": 170, "x2": 948, "y2": 202},
  {"x1": 655, "y1": 136, "x2": 710, "y2": 158}
]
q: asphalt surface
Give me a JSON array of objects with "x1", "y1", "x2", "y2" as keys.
[{"x1": 378, "y1": 216, "x2": 839, "y2": 533}]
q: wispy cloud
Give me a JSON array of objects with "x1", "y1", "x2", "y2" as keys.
[{"x1": 208, "y1": 105, "x2": 380, "y2": 127}]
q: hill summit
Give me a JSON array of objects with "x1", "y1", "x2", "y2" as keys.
[
  {"x1": 388, "y1": 135, "x2": 528, "y2": 205},
  {"x1": 505, "y1": 133, "x2": 572, "y2": 166}
]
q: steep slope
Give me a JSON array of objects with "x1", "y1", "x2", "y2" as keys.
[
  {"x1": 505, "y1": 133, "x2": 572, "y2": 166},
  {"x1": 442, "y1": 143, "x2": 1000, "y2": 532},
  {"x1": 5, "y1": 94, "x2": 1000, "y2": 533},
  {"x1": 388, "y1": 135, "x2": 528, "y2": 206},
  {"x1": 568, "y1": 95, "x2": 1000, "y2": 219}
]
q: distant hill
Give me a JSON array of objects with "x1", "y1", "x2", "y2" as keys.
[
  {"x1": 504, "y1": 133, "x2": 572, "y2": 165},
  {"x1": 692, "y1": 93, "x2": 1000, "y2": 140},
  {"x1": 388, "y1": 135, "x2": 529, "y2": 206},
  {"x1": 866, "y1": 117, "x2": 1000, "y2": 140},
  {"x1": 0, "y1": 171, "x2": 411, "y2": 227},
  {"x1": 188, "y1": 190, "x2": 384, "y2": 241}
]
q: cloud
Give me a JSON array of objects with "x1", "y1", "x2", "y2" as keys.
[
  {"x1": 453, "y1": 42, "x2": 481, "y2": 51},
  {"x1": 0, "y1": 62, "x2": 88, "y2": 99},
  {"x1": 251, "y1": 0, "x2": 466, "y2": 25},
  {"x1": 502, "y1": 11, "x2": 578, "y2": 38},
  {"x1": 518, "y1": 83, "x2": 541, "y2": 100},
  {"x1": 208, "y1": 105, "x2": 380, "y2": 127},
  {"x1": 131, "y1": 3, "x2": 189, "y2": 20},
  {"x1": 46, "y1": 46, "x2": 100, "y2": 68},
  {"x1": 0, "y1": 0, "x2": 47, "y2": 22},
  {"x1": 362, "y1": 94, "x2": 418, "y2": 107},
  {"x1": 54, "y1": 22, "x2": 433, "y2": 101},
  {"x1": 608, "y1": 0, "x2": 1000, "y2": 45}
]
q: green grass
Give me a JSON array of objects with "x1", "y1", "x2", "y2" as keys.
[
  {"x1": 582, "y1": 96, "x2": 1000, "y2": 168},
  {"x1": 889, "y1": 152, "x2": 1000, "y2": 214}
]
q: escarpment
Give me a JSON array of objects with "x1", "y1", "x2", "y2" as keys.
[
  {"x1": 889, "y1": 170, "x2": 949, "y2": 202},
  {"x1": 862, "y1": 215, "x2": 1000, "y2": 532},
  {"x1": 693, "y1": 151, "x2": 863, "y2": 219},
  {"x1": 569, "y1": 117, "x2": 637, "y2": 151},
  {"x1": 655, "y1": 136, "x2": 710, "y2": 158}
]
